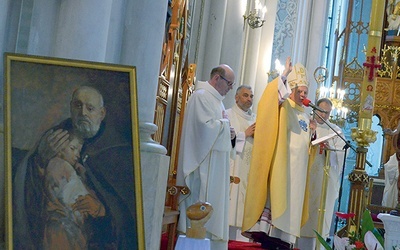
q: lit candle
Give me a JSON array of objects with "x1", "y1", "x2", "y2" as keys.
[
  {"x1": 330, "y1": 87, "x2": 335, "y2": 99},
  {"x1": 262, "y1": 6, "x2": 267, "y2": 20},
  {"x1": 340, "y1": 89, "x2": 344, "y2": 100},
  {"x1": 358, "y1": 0, "x2": 385, "y2": 127},
  {"x1": 332, "y1": 106, "x2": 336, "y2": 117},
  {"x1": 319, "y1": 87, "x2": 327, "y2": 99},
  {"x1": 255, "y1": 0, "x2": 261, "y2": 11}
]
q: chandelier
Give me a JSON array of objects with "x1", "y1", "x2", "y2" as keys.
[
  {"x1": 243, "y1": 0, "x2": 267, "y2": 29},
  {"x1": 314, "y1": 67, "x2": 348, "y2": 127}
]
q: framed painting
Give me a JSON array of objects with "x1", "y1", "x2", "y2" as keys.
[{"x1": 4, "y1": 53, "x2": 144, "y2": 249}]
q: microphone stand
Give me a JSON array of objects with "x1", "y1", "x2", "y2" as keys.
[
  {"x1": 332, "y1": 143, "x2": 349, "y2": 250},
  {"x1": 312, "y1": 110, "x2": 372, "y2": 167}
]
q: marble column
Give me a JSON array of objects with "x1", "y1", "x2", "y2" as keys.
[
  {"x1": 53, "y1": 0, "x2": 113, "y2": 61},
  {"x1": 120, "y1": 1, "x2": 170, "y2": 250},
  {"x1": 250, "y1": 0, "x2": 278, "y2": 113},
  {"x1": 0, "y1": 0, "x2": 11, "y2": 78},
  {"x1": 28, "y1": 0, "x2": 59, "y2": 56},
  {"x1": 305, "y1": 0, "x2": 330, "y2": 101},
  {"x1": 187, "y1": 0, "x2": 244, "y2": 109},
  {"x1": 198, "y1": 0, "x2": 228, "y2": 80},
  {"x1": 220, "y1": 1, "x2": 247, "y2": 109}
]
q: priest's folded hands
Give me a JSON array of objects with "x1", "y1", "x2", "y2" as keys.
[{"x1": 230, "y1": 127, "x2": 236, "y2": 140}]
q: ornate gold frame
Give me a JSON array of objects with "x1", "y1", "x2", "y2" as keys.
[{"x1": 4, "y1": 53, "x2": 144, "y2": 249}]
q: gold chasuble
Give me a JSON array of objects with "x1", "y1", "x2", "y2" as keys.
[
  {"x1": 242, "y1": 77, "x2": 313, "y2": 236},
  {"x1": 242, "y1": 78, "x2": 286, "y2": 232}
]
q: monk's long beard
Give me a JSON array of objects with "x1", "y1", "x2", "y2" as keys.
[{"x1": 74, "y1": 119, "x2": 100, "y2": 139}]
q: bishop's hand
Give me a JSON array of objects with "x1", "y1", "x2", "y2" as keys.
[{"x1": 282, "y1": 56, "x2": 292, "y2": 77}]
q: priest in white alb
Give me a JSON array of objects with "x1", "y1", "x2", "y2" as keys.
[
  {"x1": 176, "y1": 64, "x2": 236, "y2": 250},
  {"x1": 226, "y1": 85, "x2": 256, "y2": 242},
  {"x1": 382, "y1": 153, "x2": 399, "y2": 208},
  {"x1": 299, "y1": 98, "x2": 346, "y2": 249}
]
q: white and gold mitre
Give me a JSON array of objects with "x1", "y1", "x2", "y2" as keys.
[{"x1": 287, "y1": 63, "x2": 309, "y2": 89}]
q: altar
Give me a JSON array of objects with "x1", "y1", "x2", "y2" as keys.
[{"x1": 377, "y1": 213, "x2": 400, "y2": 249}]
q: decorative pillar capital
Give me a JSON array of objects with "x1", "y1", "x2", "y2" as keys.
[{"x1": 350, "y1": 127, "x2": 377, "y2": 147}]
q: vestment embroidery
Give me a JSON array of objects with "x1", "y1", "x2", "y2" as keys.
[{"x1": 299, "y1": 119, "x2": 308, "y2": 132}]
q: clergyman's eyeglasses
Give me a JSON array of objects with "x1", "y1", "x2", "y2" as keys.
[{"x1": 219, "y1": 74, "x2": 235, "y2": 87}]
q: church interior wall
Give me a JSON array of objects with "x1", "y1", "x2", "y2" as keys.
[
  {"x1": 0, "y1": 0, "x2": 393, "y2": 248},
  {"x1": 187, "y1": 0, "x2": 208, "y2": 81},
  {"x1": 197, "y1": 0, "x2": 227, "y2": 81},
  {"x1": 305, "y1": 0, "x2": 330, "y2": 101}
]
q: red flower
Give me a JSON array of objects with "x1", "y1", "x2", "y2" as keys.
[
  {"x1": 335, "y1": 212, "x2": 356, "y2": 219},
  {"x1": 354, "y1": 240, "x2": 364, "y2": 249}
]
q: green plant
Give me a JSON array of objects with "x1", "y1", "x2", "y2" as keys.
[{"x1": 315, "y1": 210, "x2": 384, "y2": 250}]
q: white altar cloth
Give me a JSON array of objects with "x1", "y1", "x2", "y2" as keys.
[{"x1": 175, "y1": 235, "x2": 211, "y2": 250}]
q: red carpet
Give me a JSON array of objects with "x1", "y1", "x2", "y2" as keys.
[
  {"x1": 160, "y1": 233, "x2": 263, "y2": 249},
  {"x1": 227, "y1": 240, "x2": 263, "y2": 249}
]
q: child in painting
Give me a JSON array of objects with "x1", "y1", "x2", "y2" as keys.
[{"x1": 43, "y1": 132, "x2": 102, "y2": 249}]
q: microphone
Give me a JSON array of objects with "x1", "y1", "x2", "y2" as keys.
[{"x1": 302, "y1": 99, "x2": 328, "y2": 113}]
